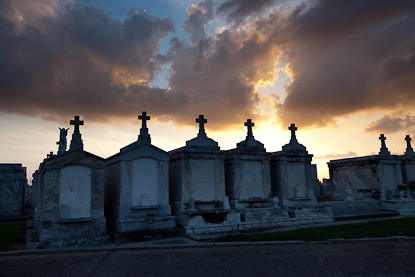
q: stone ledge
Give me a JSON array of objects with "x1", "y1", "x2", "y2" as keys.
[
  {"x1": 131, "y1": 205, "x2": 160, "y2": 210},
  {"x1": 59, "y1": 217, "x2": 92, "y2": 223}
]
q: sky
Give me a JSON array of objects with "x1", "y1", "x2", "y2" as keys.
[{"x1": 1, "y1": 0, "x2": 415, "y2": 182}]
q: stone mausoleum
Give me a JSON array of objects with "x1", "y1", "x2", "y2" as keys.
[
  {"x1": 21, "y1": 112, "x2": 415, "y2": 249},
  {"x1": 328, "y1": 134, "x2": 415, "y2": 216},
  {"x1": 27, "y1": 116, "x2": 108, "y2": 249},
  {"x1": 0, "y1": 164, "x2": 27, "y2": 218},
  {"x1": 169, "y1": 115, "x2": 241, "y2": 235},
  {"x1": 105, "y1": 112, "x2": 175, "y2": 234}
]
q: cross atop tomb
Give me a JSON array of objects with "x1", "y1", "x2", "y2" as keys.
[
  {"x1": 196, "y1": 115, "x2": 207, "y2": 136},
  {"x1": 405, "y1": 135, "x2": 414, "y2": 155},
  {"x1": 70, "y1": 116, "x2": 84, "y2": 134},
  {"x1": 186, "y1": 114, "x2": 218, "y2": 147},
  {"x1": 245, "y1": 119, "x2": 254, "y2": 137},
  {"x1": 289, "y1": 123, "x2": 298, "y2": 142},
  {"x1": 137, "y1": 111, "x2": 151, "y2": 144},
  {"x1": 138, "y1": 111, "x2": 150, "y2": 129},
  {"x1": 69, "y1": 115, "x2": 84, "y2": 151},
  {"x1": 379, "y1": 134, "x2": 390, "y2": 155}
]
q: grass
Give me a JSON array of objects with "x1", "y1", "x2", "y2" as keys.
[
  {"x1": 216, "y1": 217, "x2": 415, "y2": 243},
  {"x1": 0, "y1": 222, "x2": 26, "y2": 251}
]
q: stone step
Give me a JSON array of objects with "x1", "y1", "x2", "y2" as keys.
[
  {"x1": 110, "y1": 228, "x2": 186, "y2": 245},
  {"x1": 333, "y1": 211, "x2": 400, "y2": 222}
]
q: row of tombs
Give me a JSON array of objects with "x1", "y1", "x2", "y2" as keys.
[{"x1": 26, "y1": 113, "x2": 415, "y2": 249}]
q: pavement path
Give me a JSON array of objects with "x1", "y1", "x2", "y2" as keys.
[{"x1": 1, "y1": 240, "x2": 415, "y2": 276}]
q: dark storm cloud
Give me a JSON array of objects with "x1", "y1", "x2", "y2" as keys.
[
  {"x1": 0, "y1": 1, "x2": 178, "y2": 123},
  {"x1": 279, "y1": 0, "x2": 415, "y2": 128}
]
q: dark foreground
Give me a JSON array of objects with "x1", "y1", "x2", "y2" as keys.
[{"x1": 1, "y1": 240, "x2": 414, "y2": 276}]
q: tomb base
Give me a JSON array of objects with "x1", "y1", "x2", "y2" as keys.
[
  {"x1": 286, "y1": 204, "x2": 333, "y2": 219},
  {"x1": 242, "y1": 207, "x2": 289, "y2": 222},
  {"x1": 231, "y1": 198, "x2": 274, "y2": 209},
  {"x1": 185, "y1": 207, "x2": 333, "y2": 235},
  {"x1": 380, "y1": 200, "x2": 415, "y2": 216},
  {"x1": 27, "y1": 216, "x2": 109, "y2": 250},
  {"x1": 105, "y1": 204, "x2": 176, "y2": 232},
  {"x1": 181, "y1": 204, "x2": 333, "y2": 235},
  {"x1": 177, "y1": 209, "x2": 241, "y2": 234},
  {"x1": 279, "y1": 197, "x2": 317, "y2": 207}
]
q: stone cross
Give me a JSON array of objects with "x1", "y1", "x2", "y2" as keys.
[
  {"x1": 137, "y1": 111, "x2": 151, "y2": 144},
  {"x1": 70, "y1": 116, "x2": 84, "y2": 134},
  {"x1": 379, "y1": 134, "x2": 390, "y2": 155},
  {"x1": 245, "y1": 119, "x2": 254, "y2": 137},
  {"x1": 405, "y1": 135, "x2": 414, "y2": 155},
  {"x1": 138, "y1": 111, "x2": 150, "y2": 129},
  {"x1": 289, "y1": 123, "x2": 298, "y2": 142},
  {"x1": 69, "y1": 116, "x2": 84, "y2": 151},
  {"x1": 196, "y1": 115, "x2": 207, "y2": 136}
]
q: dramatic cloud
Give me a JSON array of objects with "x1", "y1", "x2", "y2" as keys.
[
  {"x1": 366, "y1": 114, "x2": 415, "y2": 134},
  {"x1": 168, "y1": 0, "x2": 286, "y2": 127},
  {"x1": 279, "y1": 0, "x2": 415, "y2": 128},
  {"x1": 314, "y1": 151, "x2": 358, "y2": 160},
  {"x1": 1, "y1": 0, "x2": 414, "y2": 131},
  {"x1": 0, "y1": 1, "x2": 177, "y2": 122}
]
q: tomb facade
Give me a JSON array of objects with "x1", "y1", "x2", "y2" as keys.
[
  {"x1": 169, "y1": 115, "x2": 240, "y2": 234},
  {"x1": 271, "y1": 124, "x2": 318, "y2": 206},
  {"x1": 105, "y1": 112, "x2": 175, "y2": 233},
  {"x1": 328, "y1": 134, "x2": 403, "y2": 201},
  {"x1": 27, "y1": 116, "x2": 108, "y2": 249},
  {"x1": 400, "y1": 135, "x2": 415, "y2": 186},
  {"x1": 225, "y1": 119, "x2": 287, "y2": 224}
]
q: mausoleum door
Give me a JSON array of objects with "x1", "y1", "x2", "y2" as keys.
[
  {"x1": 132, "y1": 158, "x2": 158, "y2": 206},
  {"x1": 59, "y1": 165, "x2": 92, "y2": 219}
]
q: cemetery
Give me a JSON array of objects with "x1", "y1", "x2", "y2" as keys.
[{"x1": 2, "y1": 113, "x2": 415, "y2": 249}]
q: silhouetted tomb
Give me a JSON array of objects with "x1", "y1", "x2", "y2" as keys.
[
  {"x1": 225, "y1": 119, "x2": 289, "y2": 226},
  {"x1": 328, "y1": 134, "x2": 415, "y2": 216},
  {"x1": 105, "y1": 112, "x2": 175, "y2": 234},
  {"x1": 271, "y1": 124, "x2": 318, "y2": 206},
  {"x1": 169, "y1": 115, "x2": 240, "y2": 234},
  {"x1": 0, "y1": 164, "x2": 27, "y2": 217},
  {"x1": 328, "y1": 134, "x2": 403, "y2": 201},
  {"x1": 27, "y1": 116, "x2": 108, "y2": 249}
]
